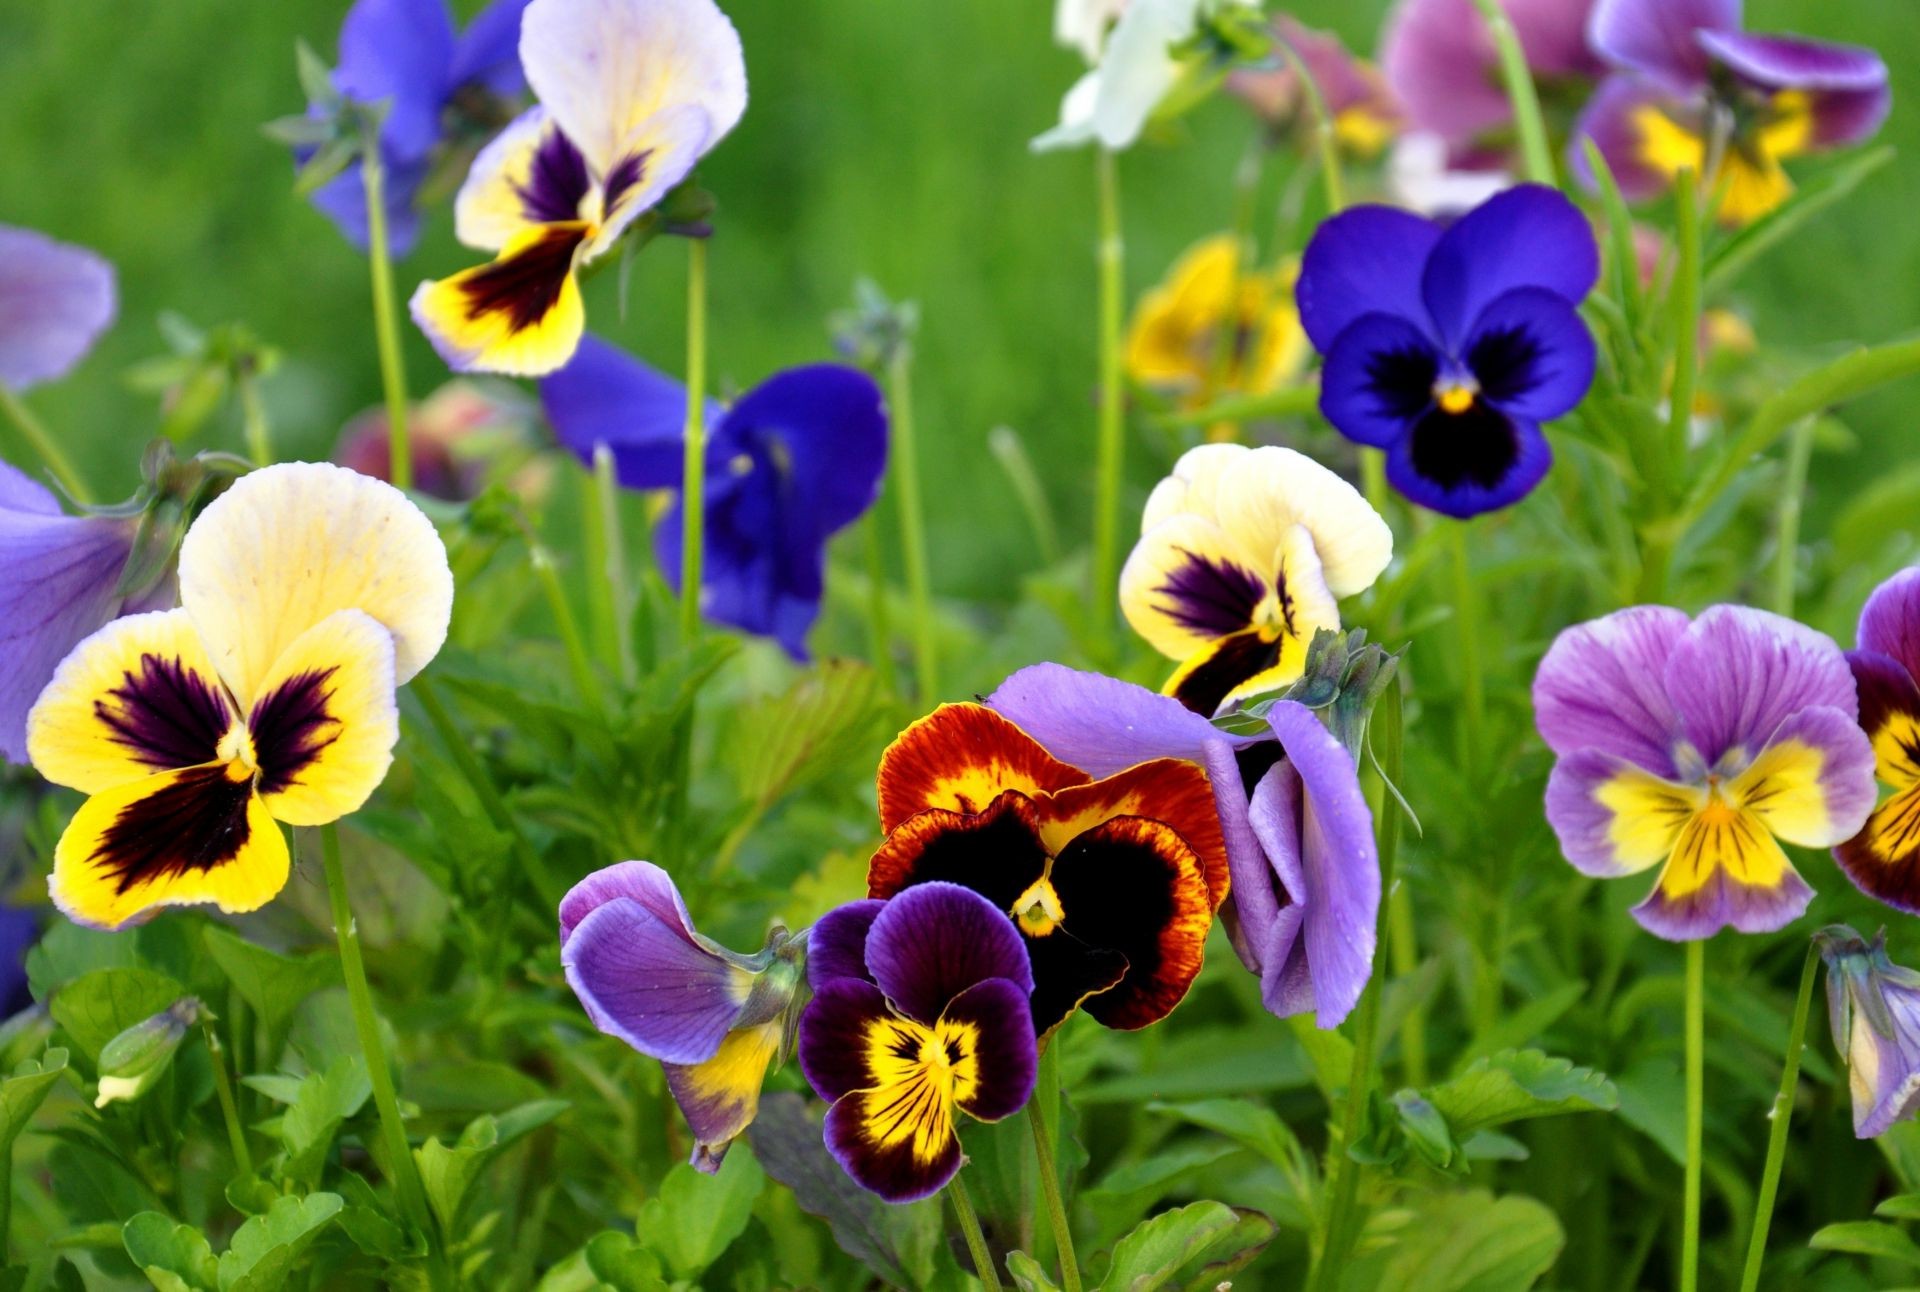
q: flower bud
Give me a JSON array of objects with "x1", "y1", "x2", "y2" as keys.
[{"x1": 94, "y1": 997, "x2": 204, "y2": 1109}]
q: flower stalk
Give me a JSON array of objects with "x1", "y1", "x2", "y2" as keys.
[
  {"x1": 361, "y1": 146, "x2": 413, "y2": 494},
  {"x1": 1737, "y1": 942, "x2": 1819, "y2": 1292},
  {"x1": 1682, "y1": 937, "x2": 1705, "y2": 1292},
  {"x1": 949, "y1": 1173, "x2": 1004, "y2": 1292},
  {"x1": 1468, "y1": 0, "x2": 1555, "y2": 185},
  {"x1": 888, "y1": 344, "x2": 940, "y2": 700},
  {"x1": 1090, "y1": 147, "x2": 1126, "y2": 655},
  {"x1": 679, "y1": 238, "x2": 710, "y2": 644},
  {"x1": 0, "y1": 383, "x2": 92, "y2": 504},
  {"x1": 1028, "y1": 1046, "x2": 1084, "y2": 1292}
]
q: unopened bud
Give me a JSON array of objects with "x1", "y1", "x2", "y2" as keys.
[{"x1": 94, "y1": 997, "x2": 204, "y2": 1109}]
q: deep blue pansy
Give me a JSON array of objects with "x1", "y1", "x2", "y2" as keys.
[
  {"x1": 540, "y1": 336, "x2": 889, "y2": 659},
  {"x1": 1297, "y1": 184, "x2": 1599, "y2": 519}
]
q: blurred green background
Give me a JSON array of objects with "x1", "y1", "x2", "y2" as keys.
[{"x1": 0, "y1": 0, "x2": 1912, "y2": 604}]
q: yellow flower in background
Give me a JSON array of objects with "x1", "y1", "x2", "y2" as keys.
[
  {"x1": 1125, "y1": 236, "x2": 1309, "y2": 415},
  {"x1": 26, "y1": 463, "x2": 453, "y2": 929}
]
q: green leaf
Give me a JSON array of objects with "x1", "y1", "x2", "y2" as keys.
[
  {"x1": 1810, "y1": 1221, "x2": 1920, "y2": 1268},
  {"x1": 199, "y1": 927, "x2": 334, "y2": 1043},
  {"x1": 216, "y1": 1192, "x2": 344, "y2": 1291},
  {"x1": 1009, "y1": 1251, "x2": 1064, "y2": 1292},
  {"x1": 122, "y1": 1213, "x2": 217, "y2": 1292},
  {"x1": 274, "y1": 1057, "x2": 372, "y2": 1185},
  {"x1": 1704, "y1": 145, "x2": 1895, "y2": 295},
  {"x1": 0, "y1": 1047, "x2": 70, "y2": 1151},
  {"x1": 1177, "y1": 1207, "x2": 1276, "y2": 1292},
  {"x1": 1348, "y1": 1190, "x2": 1564, "y2": 1292},
  {"x1": 633, "y1": 1146, "x2": 766, "y2": 1278},
  {"x1": 1146, "y1": 1099, "x2": 1308, "y2": 1175},
  {"x1": 723, "y1": 660, "x2": 892, "y2": 814},
  {"x1": 1428, "y1": 1050, "x2": 1619, "y2": 1138},
  {"x1": 1099, "y1": 1201, "x2": 1241, "y2": 1291},
  {"x1": 583, "y1": 1232, "x2": 669, "y2": 1291},
  {"x1": 416, "y1": 1099, "x2": 568, "y2": 1236},
  {"x1": 747, "y1": 1092, "x2": 912, "y2": 1288},
  {"x1": 50, "y1": 968, "x2": 187, "y2": 1063},
  {"x1": 1879, "y1": 1194, "x2": 1920, "y2": 1222}
]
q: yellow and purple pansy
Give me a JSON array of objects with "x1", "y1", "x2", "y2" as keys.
[
  {"x1": 1534, "y1": 604, "x2": 1877, "y2": 940},
  {"x1": 24, "y1": 462, "x2": 453, "y2": 930},
  {"x1": 1816, "y1": 925, "x2": 1920, "y2": 1140},
  {"x1": 411, "y1": 0, "x2": 747, "y2": 376},
  {"x1": 1572, "y1": 0, "x2": 1890, "y2": 225},
  {"x1": 1833, "y1": 569, "x2": 1920, "y2": 913},
  {"x1": 1120, "y1": 443, "x2": 1392, "y2": 716},
  {"x1": 799, "y1": 882, "x2": 1038, "y2": 1203}
]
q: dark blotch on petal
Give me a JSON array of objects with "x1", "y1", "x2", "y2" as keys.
[
  {"x1": 1170, "y1": 630, "x2": 1283, "y2": 717},
  {"x1": 1361, "y1": 344, "x2": 1440, "y2": 421},
  {"x1": 867, "y1": 792, "x2": 1050, "y2": 912},
  {"x1": 98, "y1": 653, "x2": 231, "y2": 772},
  {"x1": 1155, "y1": 547, "x2": 1268, "y2": 641},
  {"x1": 515, "y1": 130, "x2": 592, "y2": 224},
  {"x1": 92, "y1": 765, "x2": 253, "y2": 895},
  {"x1": 459, "y1": 224, "x2": 587, "y2": 330},
  {"x1": 1023, "y1": 930, "x2": 1128, "y2": 1038},
  {"x1": 1467, "y1": 323, "x2": 1546, "y2": 407},
  {"x1": 1407, "y1": 400, "x2": 1520, "y2": 492},
  {"x1": 249, "y1": 667, "x2": 342, "y2": 796},
  {"x1": 602, "y1": 149, "x2": 653, "y2": 215}
]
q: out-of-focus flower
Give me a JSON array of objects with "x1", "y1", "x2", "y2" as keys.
[
  {"x1": 1817, "y1": 926, "x2": 1920, "y2": 1139},
  {"x1": 560, "y1": 860, "x2": 805, "y2": 1170},
  {"x1": 1056, "y1": 0, "x2": 1131, "y2": 64},
  {"x1": 1834, "y1": 569, "x2": 1920, "y2": 913},
  {"x1": 869, "y1": 703, "x2": 1228, "y2": 1035},
  {"x1": 335, "y1": 380, "x2": 538, "y2": 502},
  {"x1": 800, "y1": 884, "x2": 1037, "y2": 1203},
  {"x1": 0, "y1": 226, "x2": 116, "y2": 392},
  {"x1": 1228, "y1": 17, "x2": 1400, "y2": 154},
  {"x1": 1, "y1": 904, "x2": 38, "y2": 1019},
  {"x1": 26, "y1": 463, "x2": 452, "y2": 930},
  {"x1": 94, "y1": 996, "x2": 204, "y2": 1108},
  {"x1": 1126, "y1": 237, "x2": 1309, "y2": 413},
  {"x1": 1573, "y1": 0, "x2": 1891, "y2": 225},
  {"x1": 1299, "y1": 184, "x2": 1598, "y2": 518},
  {"x1": 1534, "y1": 605, "x2": 1877, "y2": 940},
  {"x1": 541, "y1": 336, "x2": 887, "y2": 659},
  {"x1": 411, "y1": 0, "x2": 747, "y2": 376},
  {"x1": 1386, "y1": 131, "x2": 1511, "y2": 216},
  {"x1": 1121, "y1": 443, "x2": 1391, "y2": 715},
  {"x1": 989, "y1": 662, "x2": 1380, "y2": 1027}
]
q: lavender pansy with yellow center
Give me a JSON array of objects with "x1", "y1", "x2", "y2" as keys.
[
  {"x1": 411, "y1": 0, "x2": 747, "y2": 376},
  {"x1": 1121, "y1": 443, "x2": 1391, "y2": 716},
  {"x1": 559, "y1": 860, "x2": 802, "y2": 1171},
  {"x1": 1572, "y1": 0, "x2": 1890, "y2": 225},
  {"x1": 25, "y1": 463, "x2": 453, "y2": 930},
  {"x1": 1816, "y1": 926, "x2": 1920, "y2": 1139},
  {"x1": 1534, "y1": 605, "x2": 1877, "y2": 940},
  {"x1": 1833, "y1": 569, "x2": 1920, "y2": 913},
  {"x1": 988, "y1": 663, "x2": 1380, "y2": 1027},
  {"x1": 1299, "y1": 184, "x2": 1598, "y2": 519},
  {"x1": 799, "y1": 883, "x2": 1038, "y2": 1203},
  {"x1": 0, "y1": 225, "x2": 115, "y2": 391}
]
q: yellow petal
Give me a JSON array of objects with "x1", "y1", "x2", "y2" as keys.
[
  {"x1": 409, "y1": 223, "x2": 589, "y2": 378},
  {"x1": 454, "y1": 107, "x2": 574, "y2": 251},
  {"x1": 250, "y1": 610, "x2": 400, "y2": 828},
  {"x1": 1592, "y1": 765, "x2": 1703, "y2": 873},
  {"x1": 1120, "y1": 513, "x2": 1270, "y2": 662}
]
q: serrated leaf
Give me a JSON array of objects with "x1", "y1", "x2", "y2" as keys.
[
  {"x1": 216, "y1": 1192, "x2": 343, "y2": 1291},
  {"x1": 122, "y1": 1213, "x2": 217, "y2": 1292},
  {"x1": 277, "y1": 1057, "x2": 372, "y2": 1186},
  {"x1": 50, "y1": 968, "x2": 186, "y2": 1063},
  {"x1": 746, "y1": 1092, "x2": 910, "y2": 1287},
  {"x1": 1100, "y1": 1201, "x2": 1241, "y2": 1291},
  {"x1": 1811, "y1": 1221, "x2": 1920, "y2": 1268},
  {"x1": 724, "y1": 660, "x2": 891, "y2": 812},
  {"x1": 1, "y1": 1047, "x2": 70, "y2": 1151},
  {"x1": 1428, "y1": 1050, "x2": 1618, "y2": 1138},
  {"x1": 633, "y1": 1146, "x2": 765, "y2": 1278},
  {"x1": 200, "y1": 927, "x2": 335, "y2": 1044}
]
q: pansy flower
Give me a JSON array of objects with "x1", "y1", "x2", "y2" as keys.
[
  {"x1": 541, "y1": 336, "x2": 887, "y2": 659},
  {"x1": 560, "y1": 860, "x2": 803, "y2": 1170},
  {"x1": 1055, "y1": 0, "x2": 1131, "y2": 64},
  {"x1": 1833, "y1": 569, "x2": 1920, "y2": 913},
  {"x1": 0, "y1": 225, "x2": 116, "y2": 393},
  {"x1": 1120, "y1": 443, "x2": 1392, "y2": 716},
  {"x1": 989, "y1": 663, "x2": 1380, "y2": 1026},
  {"x1": 336, "y1": 380, "x2": 541, "y2": 502},
  {"x1": 25, "y1": 463, "x2": 453, "y2": 930},
  {"x1": 1299, "y1": 184, "x2": 1598, "y2": 518},
  {"x1": 301, "y1": 0, "x2": 535, "y2": 256},
  {"x1": 868, "y1": 704, "x2": 1229, "y2": 1035},
  {"x1": 1573, "y1": 0, "x2": 1891, "y2": 225},
  {"x1": 2, "y1": 903, "x2": 38, "y2": 1019},
  {"x1": 1534, "y1": 605, "x2": 1877, "y2": 940},
  {"x1": 1228, "y1": 16, "x2": 1400, "y2": 155},
  {"x1": 1125, "y1": 238, "x2": 1310, "y2": 413},
  {"x1": 410, "y1": 0, "x2": 747, "y2": 376},
  {"x1": 1816, "y1": 926, "x2": 1920, "y2": 1139},
  {"x1": 799, "y1": 883, "x2": 1038, "y2": 1203}
]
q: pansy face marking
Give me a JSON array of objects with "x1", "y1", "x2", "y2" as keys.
[{"x1": 1834, "y1": 570, "x2": 1920, "y2": 913}]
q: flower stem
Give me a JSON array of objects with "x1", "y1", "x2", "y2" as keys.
[
  {"x1": 1028, "y1": 1046, "x2": 1082, "y2": 1292},
  {"x1": 362, "y1": 147, "x2": 413, "y2": 493},
  {"x1": 1668, "y1": 173, "x2": 1703, "y2": 482},
  {"x1": 861, "y1": 513, "x2": 899, "y2": 696},
  {"x1": 595, "y1": 445, "x2": 635, "y2": 686},
  {"x1": 948, "y1": 1173, "x2": 1003, "y2": 1292},
  {"x1": 0, "y1": 384, "x2": 92, "y2": 504},
  {"x1": 205, "y1": 1024, "x2": 254, "y2": 1178},
  {"x1": 1770, "y1": 418, "x2": 1815, "y2": 618},
  {"x1": 1274, "y1": 30, "x2": 1346, "y2": 215},
  {"x1": 678, "y1": 238, "x2": 709, "y2": 644},
  {"x1": 1469, "y1": 0, "x2": 1556, "y2": 185},
  {"x1": 1447, "y1": 522, "x2": 1485, "y2": 774},
  {"x1": 1737, "y1": 941, "x2": 1818, "y2": 1292},
  {"x1": 887, "y1": 345, "x2": 940, "y2": 700},
  {"x1": 1089, "y1": 147, "x2": 1126, "y2": 657},
  {"x1": 1682, "y1": 937, "x2": 1705, "y2": 1292},
  {"x1": 1388, "y1": 883, "x2": 1427, "y2": 1085},
  {"x1": 239, "y1": 371, "x2": 273, "y2": 467},
  {"x1": 529, "y1": 542, "x2": 602, "y2": 707}
]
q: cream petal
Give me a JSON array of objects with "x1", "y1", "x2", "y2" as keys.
[
  {"x1": 1140, "y1": 443, "x2": 1250, "y2": 531},
  {"x1": 455, "y1": 107, "x2": 570, "y2": 252},
  {"x1": 1212, "y1": 446, "x2": 1392, "y2": 599}
]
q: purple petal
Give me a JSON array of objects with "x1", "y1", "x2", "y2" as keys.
[
  {"x1": 305, "y1": 149, "x2": 429, "y2": 257},
  {"x1": 1297, "y1": 205, "x2": 1443, "y2": 352},
  {"x1": 1466, "y1": 287, "x2": 1597, "y2": 422},
  {"x1": 1383, "y1": 407, "x2": 1553, "y2": 518},
  {"x1": 0, "y1": 460, "x2": 60, "y2": 516},
  {"x1": 1699, "y1": 30, "x2": 1889, "y2": 147},
  {"x1": 1229, "y1": 760, "x2": 1308, "y2": 1000},
  {"x1": 2, "y1": 903, "x2": 39, "y2": 1017},
  {"x1": 448, "y1": 0, "x2": 533, "y2": 97},
  {"x1": 807, "y1": 899, "x2": 885, "y2": 992},
  {"x1": 1381, "y1": 0, "x2": 1509, "y2": 147},
  {"x1": 540, "y1": 335, "x2": 711, "y2": 490},
  {"x1": 1318, "y1": 312, "x2": 1439, "y2": 448},
  {"x1": 863, "y1": 882, "x2": 1033, "y2": 1025},
  {"x1": 1507, "y1": 0, "x2": 1609, "y2": 79},
  {"x1": 1851, "y1": 979, "x2": 1920, "y2": 1138},
  {"x1": 944, "y1": 977, "x2": 1039, "y2": 1122},
  {"x1": 335, "y1": 0, "x2": 457, "y2": 161},
  {"x1": 1544, "y1": 748, "x2": 1688, "y2": 876},
  {"x1": 1631, "y1": 860, "x2": 1812, "y2": 940},
  {"x1": 984, "y1": 663, "x2": 1261, "y2": 775},
  {"x1": 798, "y1": 978, "x2": 888, "y2": 1105},
  {"x1": 1568, "y1": 74, "x2": 1684, "y2": 202},
  {"x1": 823, "y1": 1085, "x2": 961, "y2": 1205},
  {"x1": 1533, "y1": 605, "x2": 1690, "y2": 776},
  {"x1": 558, "y1": 858, "x2": 695, "y2": 943},
  {"x1": 1664, "y1": 605, "x2": 1856, "y2": 767},
  {"x1": 0, "y1": 226, "x2": 117, "y2": 391},
  {"x1": 1420, "y1": 185, "x2": 1599, "y2": 349},
  {"x1": 661, "y1": 1018, "x2": 780, "y2": 1173},
  {"x1": 722, "y1": 365, "x2": 889, "y2": 538},
  {"x1": 1858, "y1": 568, "x2": 1920, "y2": 685},
  {"x1": 1589, "y1": 0, "x2": 1737, "y2": 92}
]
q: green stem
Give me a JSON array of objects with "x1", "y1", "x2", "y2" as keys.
[
  {"x1": 1668, "y1": 174, "x2": 1704, "y2": 486},
  {"x1": 1388, "y1": 883, "x2": 1427, "y2": 1086},
  {"x1": 1737, "y1": 942, "x2": 1818, "y2": 1292},
  {"x1": 1682, "y1": 938, "x2": 1705, "y2": 1292},
  {"x1": 1274, "y1": 31, "x2": 1346, "y2": 214},
  {"x1": 529, "y1": 542, "x2": 601, "y2": 707},
  {"x1": 1769, "y1": 418, "x2": 1816, "y2": 617},
  {"x1": 1469, "y1": 0, "x2": 1556, "y2": 184},
  {"x1": 949, "y1": 1173, "x2": 1004, "y2": 1292},
  {"x1": 1447, "y1": 522, "x2": 1485, "y2": 774},
  {"x1": 1028, "y1": 1048, "x2": 1083, "y2": 1292},
  {"x1": 239, "y1": 373, "x2": 273, "y2": 467},
  {"x1": 595, "y1": 445, "x2": 635, "y2": 686},
  {"x1": 860, "y1": 513, "x2": 899, "y2": 696},
  {"x1": 1089, "y1": 147, "x2": 1126, "y2": 655},
  {"x1": 678, "y1": 239, "x2": 709, "y2": 644},
  {"x1": 411, "y1": 676, "x2": 552, "y2": 900},
  {"x1": 362, "y1": 146, "x2": 413, "y2": 493},
  {"x1": 1361, "y1": 450, "x2": 1389, "y2": 520},
  {"x1": 205, "y1": 1024, "x2": 254, "y2": 1178},
  {"x1": 581, "y1": 455, "x2": 618, "y2": 675},
  {"x1": 888, "y1": 346, "x2": 940, "y2": 700},
  {"x1": 2, "y1": 1138, "x2": 10, "y2": 1263},
  {"x1": 0, "y1": 384, "x2": 92, "y2": 503}
]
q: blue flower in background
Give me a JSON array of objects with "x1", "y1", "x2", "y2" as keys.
[
  {"x1": 1297, "y1": 184, "x2": 1599, "y2": 518},
  {"x1": 304, "y1": 0, "x2": 534, "y2": 256},
  {"x1": 2, "y1": 904, "x2": 39, "y2": 1019},
  {"x1": 541, "y1": 337, "x2": 889, "y2": 659}
]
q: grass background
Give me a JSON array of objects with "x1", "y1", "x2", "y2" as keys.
[{"x1": 0, "y1": 0, "x2": 1912, "y2": 602}]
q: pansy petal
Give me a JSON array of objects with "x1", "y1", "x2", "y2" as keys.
[
  {"x1": 1380, "y1": 0, "x2": 1510, "y2": 146},
  {"x1": 1140, "y1": 443, "x2": 1246, "y2": 531},
  {"x1": 662, "y1": 1019, "x2": 781, "y2": 1172},
  {"x1": 335, "y1": 0, "x2": 458, "y2": 160},
  {"x1": 1318, "y1": 310, "x2": 1442, "y2": 449},
  {"x1": 1664, "y1": 605, "x2": 1856, "y2": 768},
  {"x1": 587, "y1": 105, "x2": 714, "y2": 257},
  {"x1": 27, "y1": 609, "x2": 232, "y2": 795},
  {"x1": 807, "y1": 898, "x2": 885, "y2": 991},
  {"x1": 1851, "y1": 650, "x2": 1920, "y2": 789},
  {"x1": 1545, "y1": 748, "x2": 1700, "y2": 876},
  {"x1": 798, "y1": 978, "x2": 888, "y2": 1105},
  {"x1": 1385, "y1": 405, "x2": 1552, "y2": 519},
  {"x1": 557, "y1": 858, "x2": 696, "y2": 943},
  {"x1": 875, "y1": 705, "x2": 1088, "y2": 834},
  {"x1": 1568, "y1": 75, "x2": 1684, "y2": 203},
  {"x1": 1464, "y1": 287, "x2": 1597, "y2": 422},
  {"x1": 1210, "y1": 446, "x2": 1393, "y2": 599},
  {"x1": 1297, "y1": 205, "x2": 1441, "y2": 352},
  {"x1": 1421, "y1": 185, "x2": 1598, "y2": 349},
  {"x1": 249, "y1": 610, "x2": 399, "y2": 828},
  {"x1": 660, "y1": 471, "x2": 828, "y2": 659},
  {"x1": 1734, "y1": 706, "x2": 1876, "y2": 849},
  {"x1": 944, "y1": 977, "x2": 1039, "y2": 1123},
  {"x1": 1121, "y1": 514, "x2": 1271, "y2": 663},
  {"x1": 1836, "y1": 784, "x2": 1920, "y2": 916},
  {"x1": 49, "y1": 770, "x2": 289, "y2": 931},
  {"x1": 447, "y1": 0, "x2": 534, "y2": 97},
  {"x1": 822, "y1": 1075, "x2": 963, "y2": 1206},
  {"x1": 1858, "y1": 569, "x2": 1920, "y2": 683},
  {"x1": 868, "y1": 796, "x2": 1051, "y2": 932},
  {"x1": 984, "y1": 662, "x2": 1262, "y2": 775},
  {"x1": 720, "y1": 365, "x2": 890, "y2": 538},
  {"x1": 1533, "y1": 605, "x2": 1690, "y2": 775},
  {"x1": 863, "y1": 882, "x2": 1034, "y2": 1025},
  {"x1": 0, "y1": 225, "x2": 117, "y2": 391},
  {"x1": 1697, "y1": 30, "x2": 1890, "y2": 147},
  {"x1": 561, "y1": 889, "x2": 750, "y2": 1064},
  {"x1": 1633, "y1": 810, "x2": 1813, "y2": 940},
  {"x1": 1039, "y1": 757, "x2": 1230, "y2": 908},
  {"x1": 454, "y1": 108, "x2": 582, "y2": 251},
  {"x1": 540, "y1": 335, "x2": 718, "y2": 490},
  {"x1": 1848, "y1": 981, "x2": 1920, "y2": 1138},
  {"x1": 1588, "y1": 0, "x2": 1738, "y2": 93},
  {"x1": 1230, "y1": 760, "x2": 1306, "y2": 988},
  {"x1": 410, "y1": 223, "x2": 589, "y2": 377}
]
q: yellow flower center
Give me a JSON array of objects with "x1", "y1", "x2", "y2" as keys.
[
  {"x1": 1012, "y1": 876, "x2": 1066, "y2": 937},
  {"x1": 216, "y1": 724, "x2": 259, "y2": 783},
  {"x1": 1434, "y1": 378, "x2": 1478, "y2": 415}
]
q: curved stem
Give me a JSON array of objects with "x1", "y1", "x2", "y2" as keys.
[
  {"x1": 888, "y1": 346, "x2": 940, "y2": 699},
  {"x1": 205, "y1": 1024, "x2": 254, "y2": 1178},
  {"x1": 1273, "y1": 32, "x2": 1346, "y2": 215},
  {"x1": 1682, "y1": 938, "x2": 1705, "y2": 1292},
  {"x1": 529, "y1": 543, "x2": 601, "y2": 707},
  {"x1": 678, "y1": 239, "x2": 709, "y2": 643},
  {"x1": 0, "y1": 384, "x2": 92, "y2": 504},
  {"x1": 1468, "y1": 0, "x2": 1555, "y2": 185},
  {"x1": 1028, "y1": 1048, "x2": 1083, "y2": 1292},
  {"x1": 1770, "y1": 418, "x2": 1815, "y2": 617},
  {"x1": 1089, "y1": 148, "x2": 1126, "y2": 657},
  {"x1": 948, "y1": 1173, "x2": 1003, "y2": 1292},
  {"x1": 1737, "y1": 942, "x2": 1818, "y2": 1292},
  {"x1": 1667, "y1": 173, "x2": 1704, "y2": 487},
  {"x1": 362, "y1": 147, "x2": 413, "y2": 493}
]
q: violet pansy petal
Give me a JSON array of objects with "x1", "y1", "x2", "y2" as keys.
[
  {"x1": 1544, "y1": 747, "x2": 1691, "y2": 877},
  {"x1": 1588, "y1": 0, "x2": 1737, "y2": 93},
  {"x1": 807, "y1": 899, "x2": 885, "y2": 991},
  {"x1": 1631, "y1": 861, "x2": 1812, "y2": 941},
  {"x1": 863, "y1": 882, "x2": 1033, "y2": 1024},
  {"x1": 1852, "y1": 981, "x2": 1920, "y2": 1138},
  {"x1": 797, "y1": 978, "x2": 888, "y2": 1105},
  {"x1": 944, "y1": 977, "x2": 1039, "y2": 1123},
  {"x1": 1466, "y1": 287, "x2": 1598, "y2": 422},
  {"x1": 335, "y1": 0, "x2": 458, "y2": 161},
  {"x1": 1420, "y1": 185, "x2": 1598, "y2": 349},
  {"x1": 0, "y1": 460, "x2": 60, "y2": 516},
  {"x1": 1568, "y1": 74, "x2": 1682, "y2": 203},
  {"x1": 822, "y1": 1084, "x2": 962, "y2": 1205},
  {"x1": 540, "y1": 335, "x2": 719, "y2": 490},
  {"x1": 1297, "y1": 206, "x2": 1442, "y2": 352},
  {"x1": 1858, "y1": 568, "x2": 1920, "y2": 683},
  {"x1": 1698, "y1": 30, "x2": 1890, "y2": 148},
  {"x1": 1242, "y1": 762, "x2": 1310, "y2": 1014},
  {"x1": 448, "y1": 0, "x2": 534, "y2": 97},
  {"x1": 1506, "y1": 0, "x2": 1609, "y2": 79},
  {"x1": 662, "y1": 1018, "x2": 781, "y2": 1173},
  {"x1": 561, "y1": 894, "x2": 748, "y2": 1065},
  {"x1": 984, "y1": 663, "x2": 1262, "y2": 776},
  {"x1": 1384, "y1": 408, "x2": 1553, "y2": 519},
  {"x1": 1745, "y1": 705, "x2": 1877, "y2": 849},
  {"x1": 1664, "y1": 605, "x2": 1857, "y2": 767},
  {"x1": 0, "y1": 226, "x2": 117, "y2": 391},
  {"x1": 1381, "y1": 0, "x2": 1509, "y2": 147},
  {"x1": 1318, "y1": 312, "x2": 1439, "y2": 449},
  {"x1": 1533, "y1": 604, "x2": 1691, "y2": 775},
  {"x1": 557, "y1": 858, "x2": 696, "y2": 944},
  {"x1": 721, "y1": 365, "x2": 889, "y2": 539}
]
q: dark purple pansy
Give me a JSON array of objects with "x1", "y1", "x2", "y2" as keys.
[
  {"x1": 0, "y1": 226, "x2": 116, "y2": 392},
  {"x1": 540, "y1": 336, "x2": 889, "y2": 659},
  {"x1": 1296, "y1": 185, "x2": 1598, "y2": 518},
  {"x1": 302, "y1": 0, "x2": 534, "y2": 255},
  {"x1": 1833, "y1": 569, "x2": 1920, "y2": 913},
  {"x1": 799, "y1": 883, "x2": 1037, "y2": 1204}
]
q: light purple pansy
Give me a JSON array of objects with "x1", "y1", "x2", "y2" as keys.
[
  {"x1": 987, "y1": 663, "x2": 1380, "y2": 1027},
  {"x1": 1534, "y1": 605, "x2": 1877, "y2": 941},
  {"x1": 1817, "y1": 926, "x2": 1920, "y2": 1139},
  {"x1": 0, "y1": 226, "x2": 116, "y2": 392}
]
